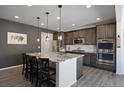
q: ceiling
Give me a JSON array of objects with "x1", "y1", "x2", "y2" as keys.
[{"x1": 0, "y1": 5, "x2": 115, "y2": 32}]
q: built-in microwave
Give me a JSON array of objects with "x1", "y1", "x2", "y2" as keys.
[{"x1": 73, "y1": 38, "x2": 85, "y2": 44}]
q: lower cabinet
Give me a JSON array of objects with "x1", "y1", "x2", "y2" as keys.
[
  {"x1": 66, "y1": 51, "x2": 115, "y2": 72},
  {"x1": 83, "y1": 53, "x2": 90, "y2": 65},
  {"x1": 83, "y1": 53, "x2": 97, "y2": 67},
  {"x1": 77, "y1": 56, "x2": 83, "y2": 80},
  {"x1": 83, "y1": 53, "x2": 115, "y2": 72},
  {"x1": 90, "y1": 53, "x2": 97, "y2": 67}
]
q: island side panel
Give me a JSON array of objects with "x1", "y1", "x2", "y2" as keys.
[{"x1": 56, "y1": 58, "x2": 77, "y2": 87}]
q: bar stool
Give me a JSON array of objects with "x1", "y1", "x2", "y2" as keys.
[
  {"x1": 24, "y1": 55, "x2": 31, "y2": 79},
  {"x1": 22, "y1": 53, "x2": 26, "y2": 75},
  {"x1": 29, "y1": 56, "x2": 39, "y2": 86},
  {"x1": 37, "y1": 58, "x2": 56, "y2": 87}
]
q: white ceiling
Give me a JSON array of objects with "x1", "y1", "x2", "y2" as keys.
[{"x1": 0, "y1": 5, "x2": 115, "y2": 32}]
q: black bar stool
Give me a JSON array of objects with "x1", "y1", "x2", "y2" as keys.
[
  {"x1": 25, "y1": 55, "x2": 31, "y2": 80},
  {"x1": 37, "y1": 58, "x2": 56, "y2": 87},
  {"x1": 22, "y1": 53, "x2": 26, "y2": 75}
]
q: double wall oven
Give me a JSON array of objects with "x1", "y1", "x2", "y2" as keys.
[{"x1": 97, "y1": 39, "x2": 115, "y2": 65}]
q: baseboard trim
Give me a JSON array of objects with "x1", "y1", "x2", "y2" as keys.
[
  {"x1": 116, "y1": 72, "x2": 124, "y2": 75},
  {"x1": 0, "y1": 64, "x2": 23, "y2": 71}
]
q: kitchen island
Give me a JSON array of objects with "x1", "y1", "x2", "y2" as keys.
[{"x1": 26, "y1": 52, "x2": 84, "y2": 87}]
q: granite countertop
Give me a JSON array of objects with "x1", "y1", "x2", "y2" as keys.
[
  {"x1": 26, "y1": 52, "x2": 84, "y2": 63},
  {"x1": 66, "y1": 50, "x2": 96, "y2": 54}
]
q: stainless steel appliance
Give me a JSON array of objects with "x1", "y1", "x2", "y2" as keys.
[
  {"x1": 97, "y1": 39, "x2": 115, "y2": 65},
  {"x1": 73, "y1": 38, "x2": 85, "y2": 44}
]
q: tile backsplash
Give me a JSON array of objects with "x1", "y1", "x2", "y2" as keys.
[{"x1": 66, "y1": 45, "x2": 96, "y2": 53}]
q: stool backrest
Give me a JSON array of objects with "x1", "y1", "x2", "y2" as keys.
[
  {"x1": 22, "y1": 53, "x2": 26, "y2": 64},
  {"x1": 38, "y1": 58, "x2": 49, "y2": 69},
  {"x1": 29, "y1": 56, "x2": 38, "y2": 70}
]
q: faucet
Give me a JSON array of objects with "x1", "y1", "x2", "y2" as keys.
[{"x1": 77, "y1": 47, "x2": 81, "y2": 50}]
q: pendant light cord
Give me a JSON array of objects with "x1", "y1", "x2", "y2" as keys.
[
  {"x1": 47, "y1": 12, "x2": 48, "y2": 30},
  {"x1": 37, "y1": 17, "x2": 40, "y2": 38},
  {"x1": 59, "y1": 6, "x2": 61, "y2": 33},
  {"x1": 46, "y1": 12, "x2": 49, "y2": 39},
  {"x1": 58, "y1": 5, "x2": 62, "y2": 50}
]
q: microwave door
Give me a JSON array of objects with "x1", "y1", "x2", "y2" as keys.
[
  {"x1": 73, "y1": 39, "x2": 84, "y2": 44},
  {"x1": 75, "y1": 40, "x2": 79, "y2": 44}
]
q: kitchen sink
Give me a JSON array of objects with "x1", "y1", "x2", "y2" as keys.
[{"x1": 71, "y1": 50, "x2": 85, "y2": 53}]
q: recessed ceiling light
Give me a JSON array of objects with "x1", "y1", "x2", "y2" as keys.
[
  {"x1": 72, "y1": 24, "x2": 75, "y2": 26},
  {"x1": 27, "y1": 5, "x2": 32, "y2": 7},
  {"x1": 96, "y1": 18, "x2": 100, "y2": 21},
  {"x1": 41, "y1": 23, "x2": 44, "y2": 26},
  {"x1": 86, "y1": 5, "x2": 92, "y2": 8},
  {"x1": 38, "y1": 46, "x2": 40, "y2": 49},
  {"x1": 57, "y1": 16, "x2": 60, "y2": 20},
  {"x1": 14, "y1": 16, "x2": 19, "y2": 19},
  {"x1": 57, "y1": 28, "x2": 60, "y2": 30}
]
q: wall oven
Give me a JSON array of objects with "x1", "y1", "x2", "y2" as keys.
[{"x1": 97, "y1": 39, "x2": 115, "y2": 65}]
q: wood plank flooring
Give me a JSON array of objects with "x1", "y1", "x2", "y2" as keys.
[
  {"x1": 0, "y1": 66, "x2": 31, "y2": 87},
  {"x1": 72, "y1": 66, "x2": 124, "y2": 87},
  {"x1": 0, "y1": 66, "x2": 124, "y2": 87}
]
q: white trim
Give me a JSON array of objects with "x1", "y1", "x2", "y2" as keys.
[
  {"x1": 0, "y1": 64, "x2": 22, "y2": 71},
  {"x1": 116, "y1": 72, "x2": 124, "y2": 75}
]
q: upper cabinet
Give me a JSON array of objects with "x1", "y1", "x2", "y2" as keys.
[
  {"x1": 64, "y1": 27, "x2": 96, "y2": 45},
  {"x1": 64, "y1": 32, "x2": 74, "y2": 45},
  {"x1": 53, "y1": 32, "x2": 58, "y2": 40},
  {"x1": 97, "y1": 23, "x2": 116, "y2": 39},
  {"x1": 53, "y1": 23, "x2": 116, "y2": 45},
  {"x1": 84, "y1": 28, "x2": 96, "y2": 45}
]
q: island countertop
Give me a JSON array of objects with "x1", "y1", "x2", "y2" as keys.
[
  {"x1": 26, "y1": 52, "x2": 84, "y2": 63},
  {"x1": 26, "y1": 52, "x2": 84, "y2": 87}
]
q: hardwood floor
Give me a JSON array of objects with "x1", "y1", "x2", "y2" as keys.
[
  {"x1": 0, "y1": 66, "x2": 31, "y2": 87},
  {"x1": 73, "y1": 66, "x2": 124, "y2": 87},
  {"x1": 0, "y1": 66, "x2": 124, "y2": 87}
]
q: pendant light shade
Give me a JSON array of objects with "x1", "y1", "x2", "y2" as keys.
[
  {"x1": 58, "y1": 35, "x2": 62, "y2": 40},
  {"x1": 37, "y1": 38, "x2": 40, "y2": 42},
  {"x1": 46, "y1": 36, "x2": 49, "y2": 41},
  {"x1": 36, "y1": 17, "x2": 40, "y2": 42},
  {"x1": 46, "y1": 12, "x2": 49, "y2": 41}
]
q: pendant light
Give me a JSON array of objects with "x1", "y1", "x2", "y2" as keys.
[
  {"x1": 46, "y1": 12, "x2": 49, "y2": 41},
  {"x1": 36, "y1": 17, "x2": 40, "y2": 42},
  {"x1": 58, "y1": 5, "x2": 62, "y2": 41}
]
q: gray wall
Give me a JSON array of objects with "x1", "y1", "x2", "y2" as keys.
[{"x1": 0, "y1": 19, "x2": 53, "y2": 69}]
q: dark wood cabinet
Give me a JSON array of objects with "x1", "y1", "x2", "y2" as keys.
[
  {"x1": 83, "y1": 53, "x2": 91, "y2": 65},
  {"x1": 83, "y1": 53, "x2": 97, "y2": 67},
  {"x1": 64, "y1": 27, "x2": 96, "y2": 45},
  {"x1": 97, "y1": 23, "x2": 116, "y2": 39},
  {"x1": 53, "y1": 32, "x2": 58, "y2": 40},
  {"x1": 73, "y1": 30, "x2": 79, "y2": 38},
  {"x1": 85, "y1": 28, "x2": 96, "y2": 45},
  {"x1": 64, "y1": 32, "x2": 74, "y2": 45},
  {"x1": 90, "y1": 53, "x2": 97, "y2": 67}
]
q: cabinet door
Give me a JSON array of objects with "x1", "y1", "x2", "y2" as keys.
[
  {"x1": 64, "y1": 32, "x2": 72, "y2": 45},
  {"x1": 64, "y1": 32, "x2": 68, "y2": 45},
  {"x1": 78, "y1": 29, "x2": 85, "y2": 38},
  {"x1": 90, "y1": 54, "x2": 97, "y2": 67},
  {"x1": 97, "y1": 23, "x2": 116, "y2": 39},
  {"x1": 97, "y1": 25, "x2": 105, "y2": 39},
  {"x1": 107, "y1": 24, "x2": 116, "y2": 38},
  {"x1": 83, "y1": 54, "x2": 90, "y2": 65},
  {"x1": 85, "y1": 28, "x2": 96, "y2": 45},
  {"x1": 73, "y1": 31, "x2": 79, "y2": 38},
  {"x1": 90, "y1": 28, "x2": 96, "y2": 45},
  {"x1": 77, "y1": 57, "x2": 83, "y2": 80},
  {"x1": 53, "y1": 32, "x2": 58, "y2": 40},
  {"x1": 68, "y1": 32, "x2": 74, "y2": 44}
]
